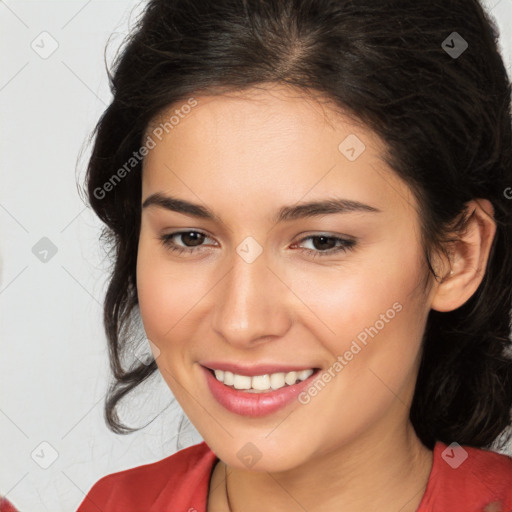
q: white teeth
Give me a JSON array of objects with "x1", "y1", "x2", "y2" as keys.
[
  {"x1": 297, "y1": 369, "x2": 313, "y2": 380},
  {"x1": 270, "y1": 372, "x2": 285, "y2": 390},
  {"x1": 284, "y1": 371, "x2": 297, "y2": 385},
  {"x1": 251, "y1": 374, "x2": 271, "y2": 390},
  {"x1": 233, "y1": 374, "x2": 252, "y2": 390},
  {"x1": 224, "y1": 371, "x2": 234, "y2": 386},
  {"x1": 212, "y1": 368, "x2": 314, "y2": 392}
]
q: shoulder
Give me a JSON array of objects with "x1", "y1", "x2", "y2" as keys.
[
  {"x1": 76, "y1": 441, "x2": 218, "y2": 512},
  {"x1": 418, "y1": 441, "x2": 512, "y2": 512}
]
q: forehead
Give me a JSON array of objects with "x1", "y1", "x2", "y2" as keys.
[
  {"x1": 145, "y1": 84, "x2": 370, "y2": 155},
  {"x1": 141, "y1": 84, "x2": 418, "y2": 223}
]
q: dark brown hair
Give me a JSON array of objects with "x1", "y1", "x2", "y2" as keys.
[{"x1": 83, "y1": 0, "x2": 512, "y2": 451}]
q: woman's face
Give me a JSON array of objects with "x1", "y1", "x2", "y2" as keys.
[{"x1": 137, "y1": 84, "x2": 436, "y2": 471}]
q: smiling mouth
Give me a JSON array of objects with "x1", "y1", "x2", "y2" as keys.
[{"x1": 205, "y1": 367, "x2": 320, "y2": 393}]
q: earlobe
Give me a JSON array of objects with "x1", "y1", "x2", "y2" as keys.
[{"x1": 430, "y1": 199, "x2": 496, "y2": 313}]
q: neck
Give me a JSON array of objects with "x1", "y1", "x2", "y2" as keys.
[{"x1": 221, "y1": 419, "x2": 433, "y2": 512}]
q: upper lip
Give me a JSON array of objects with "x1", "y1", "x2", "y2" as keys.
[{"x1": 200, "y1": 361, "x2": 319, "y2": 376}]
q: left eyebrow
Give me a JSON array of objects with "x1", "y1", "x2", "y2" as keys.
[{"x1": 273, "y1": 198, "x2": 381, "y2": 223}]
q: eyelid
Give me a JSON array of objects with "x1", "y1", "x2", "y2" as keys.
[
  {"x1": 292, "y1": 233, "x2": 357, "y2": 257},
  {"x1": 159, "y1": 229, "x2": 217, "y2": 252},
  {"x1": 293, "y1": 231, "x2": 356, "y2": 243},
  {"x1": 158, "y1": 229, "x2": 357, "y2": 259}
]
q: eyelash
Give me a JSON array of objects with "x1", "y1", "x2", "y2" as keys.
[{"x1": 158, "y1": 231, "x2": 356, "y2": 258}]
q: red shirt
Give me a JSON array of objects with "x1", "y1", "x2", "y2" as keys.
[
  {"x1": 76, "y1": 441, "x2": 512, "y2": 512},
  {"x1": 0, "y1": 498, "x2": 18, "y2": 512}
]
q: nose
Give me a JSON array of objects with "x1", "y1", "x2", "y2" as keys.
[{"x1": 210, "y1": 246, "x2": 292, "y2": 348}]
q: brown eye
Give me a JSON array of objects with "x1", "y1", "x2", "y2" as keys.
[
  {"x1": 309, "y1": 235, "x2": 338, "y2": 251},
  {"x1": 159, "y1": 230, "x2": 214, "y2": 255},
  {"x1": 178, "y1": 231, "x2": 206, "y2": 247},
  {"x1": 294, "y1": 234, "x2": 357, "y2": 258}
]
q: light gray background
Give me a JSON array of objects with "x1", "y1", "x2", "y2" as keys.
[{"x1": 1, "y1": 1, "x2": 511, "y2": 511}]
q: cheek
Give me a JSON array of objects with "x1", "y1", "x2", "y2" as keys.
[
  {"x1": 287, "y1": 237, "x2": 427, "y2": 373},
  {"x1": 136, "y1": 238, "x2": 184, "y2": 345},
  {"x1": 286, "y1": 251, "x2": 427, "y2": 442},
  {"x1": 135, "y1": 236, "x2": 215, "y2": 353}
]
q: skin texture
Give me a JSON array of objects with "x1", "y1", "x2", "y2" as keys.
[{"x1": 136, "y1": 84, "x2": 496, "y2": 511}]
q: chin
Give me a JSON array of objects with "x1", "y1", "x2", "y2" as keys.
[{"x1": 201, "y1": 431, "x2": 317, "y2": 472}]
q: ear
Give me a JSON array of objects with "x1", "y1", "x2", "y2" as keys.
[{"x1": 430, "y1": 198, "x2": 496, "y2": 313}]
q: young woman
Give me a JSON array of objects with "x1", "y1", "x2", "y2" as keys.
[{"x1": 76, "y1": 0, "x2": 512, "y2": 510}]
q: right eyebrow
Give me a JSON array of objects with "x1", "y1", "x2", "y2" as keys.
[{"x1": 142, "y1": 193, "x2": 220, "y2": 221}]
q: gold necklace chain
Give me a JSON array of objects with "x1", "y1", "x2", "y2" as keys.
[{"x1": 224, "y1": 462, "x2": 234, "y2": 512}]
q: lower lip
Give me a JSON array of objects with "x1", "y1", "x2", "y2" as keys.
[{"x1": 201, "y1": 365, "x2": 320, "y2": 417}]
